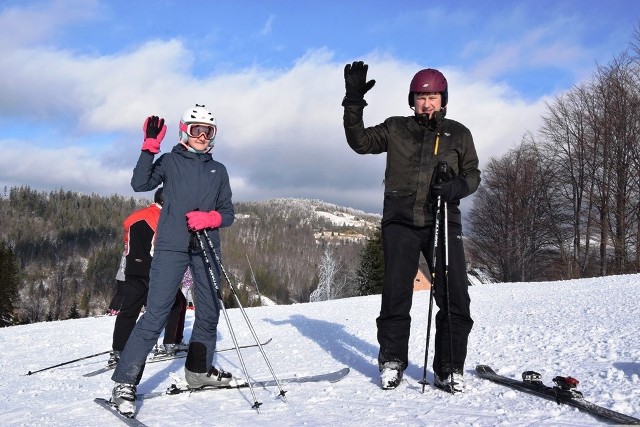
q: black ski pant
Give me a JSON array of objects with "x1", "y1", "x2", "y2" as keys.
[
  {"x1": 163, "y1": 290, "x2": 187, "y2": 345},
  {"x1": 377, "y1": 221, "x2": 473, "y2": 375},
  {"x1": 112, "y1": 275, "x2": 149, "y2": 352},
  {"x1": 108, "y1": 280, "x2": 125, "y2": 312},
  {"x1": 112, "y1": 275, "x2": 188, "y2": 351}
]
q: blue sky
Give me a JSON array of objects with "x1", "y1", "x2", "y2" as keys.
[{"x1": 0, "y1": 0, "x2": 638, "y2": 214}]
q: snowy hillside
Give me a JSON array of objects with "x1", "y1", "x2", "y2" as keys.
[{"x1": 2, "y1": 274, "x2": 639, "y2": 426}]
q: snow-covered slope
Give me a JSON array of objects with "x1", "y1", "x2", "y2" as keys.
[{"x1": 2, "y1": 274, "x2": 639, "y2": 426}]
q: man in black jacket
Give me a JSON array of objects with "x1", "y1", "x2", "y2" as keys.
[{"x1": 342, "y1": 62, "x2": 480, "y2": 391}]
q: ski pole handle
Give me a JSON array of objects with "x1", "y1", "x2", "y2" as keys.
[{"x1": 436, "y1": 161, "x2": 448, "y2": 184}]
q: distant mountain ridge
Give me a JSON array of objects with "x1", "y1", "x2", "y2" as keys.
[
  {"x1": 222, "y1": 198, "x2": 380, "y2": 305},
  {"x1": 235, "y1": 198, "x2": 380, "y2": 245}
]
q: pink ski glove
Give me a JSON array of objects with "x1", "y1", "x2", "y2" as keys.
[
  {"x1": 186, "y1": 210, "x2": 222, "y2": 231},
  {"x1": 141, "y1": 115, "x2": 167, "y2": 154}
]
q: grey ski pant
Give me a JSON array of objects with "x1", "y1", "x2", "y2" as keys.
[{"x1": 112, "y1": 247, "x2": 222, "y2": 385}]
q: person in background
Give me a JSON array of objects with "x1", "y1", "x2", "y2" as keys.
[
  {"x1": 341, "y1": 62, "x2": 480, "y2": 392},
  {"x1": 110, "y1": 104, "x2": 235, "y2": 417},
  {"x1": 108, "y1": 187, "x2": 188, "y2": 367},
  {"x1": 181, "y1": 266, "x2": 196, "y2": 310},
  {"x1": 107, "y1": 255, "x2": 126, "y2": 315}
]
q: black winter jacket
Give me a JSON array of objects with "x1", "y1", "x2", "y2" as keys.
[{"x1": 343, "y1": 104, "x2": 480, "y2": 227}]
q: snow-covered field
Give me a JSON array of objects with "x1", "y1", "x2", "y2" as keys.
[{"x1": 2, "y1": 274, "x2": 639, "y2": 426}]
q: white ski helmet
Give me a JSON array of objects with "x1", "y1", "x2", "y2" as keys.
[{"x1": 178, "y1": 104, "x2": 217, "y2": 147}]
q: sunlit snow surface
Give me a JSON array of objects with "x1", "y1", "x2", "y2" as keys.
[{"x1": 2, "y1": 274, "x2": 639, "y2": 425}]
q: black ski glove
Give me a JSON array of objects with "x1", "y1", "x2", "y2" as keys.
[
  {"x1": 342, "y1": 61, "x2": 376, "y2": 106},
  {"x1": 431, "y1": 165, "x2": 469, "y2": 202},
  {"x1": 145, "y1": 116, "x2": 165, "y2": 139},
  {"x1": 141, "y1": 115, "x2": 167, "y2": 154},
  {"x1": 432, "y1": 177, "x2": 469, "y2": 202}
]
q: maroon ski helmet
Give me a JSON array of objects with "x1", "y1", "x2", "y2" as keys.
[{"x1": 408, "y1": 68, "x2": 448, "y2": 108}]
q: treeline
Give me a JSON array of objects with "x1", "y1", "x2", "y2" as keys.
[
  {"x1": 0, "y1": 187, "x2": 378, "y2": 325},
  {"x1": 468, "y1": 29, "x2": 640, "y2": 282},
  {"x1": 0, "y1": 186, "x2": 150, "y2": 325}
]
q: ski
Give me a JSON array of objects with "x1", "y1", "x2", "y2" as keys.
[
  {"x1": 138, "y1": 366, "x2": 350, "y2": 400},
  {"x1": 83, "y1": 338, "x2": 272, "y2": 377},
  {"x1": 476, "y1": 365, "x2": 640, "y2": 425},
  {"x1": 94, "y1": 397, "x2": 147, "y2": 426}
]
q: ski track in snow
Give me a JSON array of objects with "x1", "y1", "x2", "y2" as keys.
[{"x1": 1, "y1": 274, "x2": 639, "y2": 425}]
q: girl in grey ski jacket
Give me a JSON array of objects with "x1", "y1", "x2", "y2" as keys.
[{"x1": 131, "y1": 143, "x2": 234, "y2": 250}]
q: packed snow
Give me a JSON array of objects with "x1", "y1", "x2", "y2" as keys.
[{"x1": 2, "y1": 274, "x2": 639, "y2": 426}]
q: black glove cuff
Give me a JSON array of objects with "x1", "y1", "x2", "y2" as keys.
[
  {"x1": 453, "y1": 177, "x2": 470, "y2": 200},
  {"x1": 342, "y1": 95, "x2": 368, "y2": 107}
]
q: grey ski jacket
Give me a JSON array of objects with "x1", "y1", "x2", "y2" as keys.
[{"x1": 130, "y1": 144, "x2": 234, "y2": 251}]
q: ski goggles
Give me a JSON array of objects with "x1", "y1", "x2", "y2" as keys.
[{"x1": 180, "y1": 122, "x2": 217, "y2": 139}]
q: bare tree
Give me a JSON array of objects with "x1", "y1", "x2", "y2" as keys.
[
  {"x1": 20, "y1": 280, "x2": 48, "y2": 324},
  {"x1": 593, "y1": 55, "x2": 640, "y2": 274},
  {"x1": 539, "y1": 84, "x2": 600, "y2": 277},
  {"x1": 536, "y1": 45, "x2": 640, "y2": 278},
  {"x1": 468, "y1": 140, "x2": 558, "y2": 282},
  {"x1": 310, "y1": 244, "x2": 339, "y2": 302}
]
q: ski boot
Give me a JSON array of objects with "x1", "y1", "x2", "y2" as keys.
[
  {"x1": 185, "y1": 366, "x2": 235, "y2": 389},
  {"x1": 435, "y1": 371, "x2": 466, "y2": 393},
  {"x1": 380, "y1": 362, "x2": 403, "y2": 390},
  {"x1": 111, "y1": 383, "x2": 136, "y2": 417},
  {"x1": 107, "y1": 350, "x2": 121, "y2": 367}
]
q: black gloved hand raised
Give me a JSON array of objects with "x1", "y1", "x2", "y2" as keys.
[
  {"x1": 342, "y1": 61, "x2": 376, "y2": 106},
  {"x1": 141, "y1": 115, "x2": 167, "y2": 154},
  {"x1": 145, "y1": 116, "x2": 165, "y2": 139}
]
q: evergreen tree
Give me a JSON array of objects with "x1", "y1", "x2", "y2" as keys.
[
  {"x1": 80, "y1": 289, "x2": 91, "y2": 317},
  {"x1": 0, "y1": 242, "x2": 20, "y2": 327},
  {"x1": 356, "y1": 227, "x2": 384, "y2": 295},
  {"x1": 67, "y1": 300, "x2": 80, "y2": 319}
]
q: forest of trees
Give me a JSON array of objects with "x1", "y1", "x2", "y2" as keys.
[
  {"x1": 468, "y1": 29, "x2": 640, "y2": 282},
  {"x1": 0, "y1": 189, "x2": 379, "y2": 326}
]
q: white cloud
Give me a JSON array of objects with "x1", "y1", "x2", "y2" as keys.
[
  {"x1": 0, "y1": 143, "x2": 132, "y2": 196},
  {"x1": 0, "y1": 0, "x2": 102, "y2": 48},
  {"x1": 260, "y1": 14, "x2": 276, "y2": 36},
  {"x1": 0, "y1": 11, "x2": 555, "y2": 213}
]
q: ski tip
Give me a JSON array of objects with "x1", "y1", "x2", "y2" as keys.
[
  {"x1": 334, "y1": 367, "x2": 350, "y2": 378},
  {"x1": 475, "y1": 365, "x2": 495, "y2": 375}
]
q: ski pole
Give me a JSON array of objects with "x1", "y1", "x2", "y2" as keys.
[
  {"x1": 420, "y1": 194, "x2": 442, "y2": 392},
  {"x1": 246, "y1": 254, "x2": 263, "y2": 302},
  {"x1": 443, "y1": 200, "x2": 456, "y2": 392},
  {"x1": 26, "y1": 350, "x2": 111, "y2": 376},
  {"x1": 194, "y1": 231, "x2": 263, "y2": 412},
  {"x1": 202, "y1": 231, "x2": 287, "y2": 401}
]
